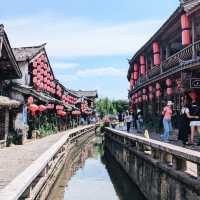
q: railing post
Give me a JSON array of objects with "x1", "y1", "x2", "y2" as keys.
[
  {"x1": 172, "y1": 156, "x2": 187, "y2": 171},
  {"x1": 196, "y1": 164, "x2": 200, "y2": 177}
]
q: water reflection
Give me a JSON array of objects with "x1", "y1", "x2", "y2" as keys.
[{"x1": 48, "y1": 137, "x2": 146, "y2": 200}]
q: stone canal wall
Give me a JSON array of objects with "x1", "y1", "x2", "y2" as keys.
[
  {"x1": 105, "y1": 128, "x2": 200, "y2": 200},
  {"x1": 0, "y1": 125, "x2": 95, "y2": 200}
]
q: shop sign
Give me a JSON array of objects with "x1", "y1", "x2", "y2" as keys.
[{"x1": 190, "y1": 78, "x2": 200, "y2": 88}]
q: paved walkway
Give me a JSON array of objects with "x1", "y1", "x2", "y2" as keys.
[{"x1": 0, "y1": 130, "x2": 70, "y2": 191}]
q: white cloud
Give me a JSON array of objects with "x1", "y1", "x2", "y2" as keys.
[
  {"x1": 52, "y1": 62, "x2": 79, "y2": 70},
  {"x1": 2, "y1": 14, "x2": 164, "y2": 58},
  {"x1": 77, "y1": 67, "x2": 126, "y2": 77}
]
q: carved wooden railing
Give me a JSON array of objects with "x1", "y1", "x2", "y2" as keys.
[
  {"x1": 136, "y1": 40, "x2": 200, "y2": 86},
  {"x1": 148, "y1": 65, "x2": 160, "y2": 78}
]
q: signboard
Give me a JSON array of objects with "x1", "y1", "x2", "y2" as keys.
[{"x1": 190, "y1": 78, "x2": 200, "y2": 88}]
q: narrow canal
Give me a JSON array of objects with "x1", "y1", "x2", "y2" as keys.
[{"x1": 48, "y1": 136, "x2": 146, "y2": 200}]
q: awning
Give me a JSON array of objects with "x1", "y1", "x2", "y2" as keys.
[
  {"x1": 0, "y1": 96, "x2": 20, "y2": 108},
  {"x1": 12, "y1": 84, "x2": 62, "y2": 104}
]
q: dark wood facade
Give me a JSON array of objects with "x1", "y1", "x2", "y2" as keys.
[
  {"x1": 0, "y1": 25, "x2": 22, "y2": 146},
  {"x1": 127, "y1": 0, "x2": 200, "y2": 129}
]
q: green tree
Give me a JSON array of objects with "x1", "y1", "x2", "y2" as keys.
[{"x1": 96, "y1": 98, "x2": 128, "y2": 119}]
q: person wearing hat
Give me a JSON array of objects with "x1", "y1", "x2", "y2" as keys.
[{"x1": 162, "y1": 101, "x2": 173, "y2": 142}]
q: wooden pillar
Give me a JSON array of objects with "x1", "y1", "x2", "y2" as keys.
[
  {"x1": 191, "y1": 16, "x2": 197, "y2": 59},
  {"x1": 197, "y1": 164, "x2": 200, "y2": 177},
  {"x1": 150, "y1": 56, "x2": 153, "y2": 69},
  {"x1": 165, "y1": 46, "x2": 170, "y2": 59},
  {"x1": 160, "y1": 46, "x2": 163, "y2": 73},
  {"x1": 146, "y1": 57, "x2": 149, "y2": 79},
  {"x1": 4, "y1": 109, "x2": 9, "y2": 142}
]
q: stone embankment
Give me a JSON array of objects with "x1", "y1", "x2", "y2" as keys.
[
  {"x1": 105, "y1": 127, "x2": 200, "y2": 200},
  {"x1": 0, "y1": 125, "x2": 95, "y2": 200}
]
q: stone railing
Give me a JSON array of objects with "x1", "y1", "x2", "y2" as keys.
[
  {"x1": 105, "y1": 127, "x2": 200, "y2": 200},
  {"x1": 0, "y1": 125, "x2": 95, "y2": 200}
]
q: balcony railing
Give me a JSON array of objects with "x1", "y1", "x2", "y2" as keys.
[{"x1": 137, "y1": 40, "x2": 200, "y2": 87}]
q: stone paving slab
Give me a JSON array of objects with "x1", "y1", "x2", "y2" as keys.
[{"x1": 0, "y1": 131, "x2": 69, "y2": 191}]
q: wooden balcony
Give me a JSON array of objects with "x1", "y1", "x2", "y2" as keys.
[
  {"x1": 148, "y1": 65, "x2": 160, "y2": 78},
  {"x1": 131, "y1": 40, "x2": 200, "y2": 94}
]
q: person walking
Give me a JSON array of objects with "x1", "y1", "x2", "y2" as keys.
[
  {"x1": 178, "y1": 99, "x2": 198, "y2": 145},
  {"x1": 118, "y1": 112, "x2": 123, "y2": 129},
  {"x1": 162, "y1": 101, "x2": 173, "y2": 142},
  {"x1": 136, "y1": 109, "x2": 143, "y2": 133},
  {"x1": 124, "y1": 111, "x2": 132, "y2": 132}
]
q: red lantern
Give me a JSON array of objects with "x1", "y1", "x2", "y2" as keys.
[
  {"x1": 33, "y1": 77, "x2": 37, "y2": 84},
  {"x1": 33, "y1": 61, "x2": 37, "y2": 68},
  {"x1": 156, "y1": 83, "x2": 161, "y2": 90},
  {"x1": 142, "y1": 88, "x2": 147, "y2": 94},
  {"x1": 181, "y1": 14, "x2": 191, "y2": 46},
  {"x1": 134, "y1": 64, "x2": 138, "y2": 72},
  {"x1": 38, "y1": 105, "x2": 46, "y2": 112},
  {"x1": 176, "y1": 80, "x2": 181, "y2": 89},
  {"x1": 156, "y1": 90, "x2": 161, "y2": 98},
  {"x1": 44, "y1": 77, "x2": 47, "y2": 83},
  {"x1": 153, "y1": 53, "x2": 160, "y2": 65},
  {"x1": 28, "y1": 96, "x2": 34, "y2": 105},
  {"x1": 141, "y1": 65, "x2": 145, "y2": 76},
  {"x1": 148, "y1": 85, "x2": 153, "y2": 92},
  {"x1": 142, "y1": 95, "x2": 147, "y2": 101},
  {"x1": 181, "y1": 14, "x2": 190, "y2": 30},
  {"x1": 167, "y1": 87, "x2": 173, "y2": 95},
  {"x1": 153, "y1": 42, "x2": 160, "y2": 54},
  {"x1": 149, "y1": 94, "x2": 154, "y2": 101},
  {"x1": 182, "y1": 30, "x2": 191, "y2": 46},
  {"x1": 29, "y1": 104, "x2": 38, "y2": 112},
  {"x1": 133, "y1": 71, "x2": 138, "y2": 80},
  {"x1": 166, "y1": 79, "x2": 172, "y2": 86},
  {"x1": 33, "y1": 69, "x2": 37, "y2": 75},
  {"x1": 138, "y1": 91, "x2": 142, "y2": 96},
  {"x1": 140, "y1": 55, "x2": 145, "y2": 65}
]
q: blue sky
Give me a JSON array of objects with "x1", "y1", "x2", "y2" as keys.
[{"x1": 0, "y1": 0, "x2": 179, "y2": 99}]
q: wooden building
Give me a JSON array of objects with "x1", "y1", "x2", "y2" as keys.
[
  {"x1": 127, "y1": 0, "x2": 200, "y2": 129},
  {"x1": 11, "y1": 44, "x2": 83, "y2": 139},
  {"x1": 0, "y1": 25, "x2": 22, "y2": 147},
  {"x1": 73, "y1": 90, "x2": 98, "y2": 109}
]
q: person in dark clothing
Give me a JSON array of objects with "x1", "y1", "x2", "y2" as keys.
[
  {"x1": 178, "y1": 100, "x2": 198, "y2": 145},
  {"x1": 188, "y1": 91, "x2": 200, "y2": 144},
  {"x1": 118, "y1": 112, "x2": 124, "y2": 128}
]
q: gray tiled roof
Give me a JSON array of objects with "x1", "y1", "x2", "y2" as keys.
[
  {"x1": 73, "y1": 90, "x2": 98, "y2": 98},
  {"x1": 12, "y1": 43, "x2": 46, "y2": 62}
]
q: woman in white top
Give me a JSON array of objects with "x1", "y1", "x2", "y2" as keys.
[
  {"x1": 178, "y1": 100, "x2": 198, "y2": 145},
  {"x1": 124, "y1": 111, "x2": 132, "y2": 132}
]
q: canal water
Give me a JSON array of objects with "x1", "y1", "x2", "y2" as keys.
[{"x1": 48, "y1": 136, "x2": 146, "y2": 200}]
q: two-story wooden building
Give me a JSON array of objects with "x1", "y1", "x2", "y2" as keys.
[
  {"x1": 127, "y1": 0, "x2": 200, "y2": 128},
  {"x1": 0, "y1": 25, "x2": 22, "y2": 147}
]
